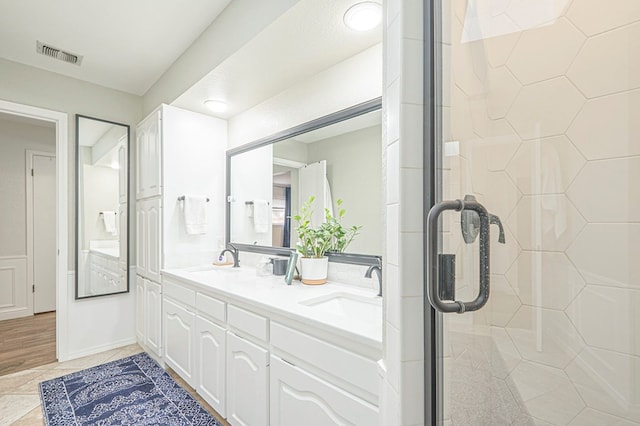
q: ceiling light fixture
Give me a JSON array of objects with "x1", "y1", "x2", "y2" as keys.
[
  {"x1": 343, "y1": 2, "x2": 382, "y2": 32},
  {"x1": 204, "y1": 100, "x2": 228, "y2": 113}
]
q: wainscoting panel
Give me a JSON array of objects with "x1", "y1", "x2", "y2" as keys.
[{"x1": 0, "y1": 256, "x2": 29, "y2": 320}]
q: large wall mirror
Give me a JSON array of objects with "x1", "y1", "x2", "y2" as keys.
[
  {"x1": 76, "y1": 115, "x2": 129, "y2": 299},
  {"x1": 226, "y1": 98, "x2": 382, "y2": 265}
]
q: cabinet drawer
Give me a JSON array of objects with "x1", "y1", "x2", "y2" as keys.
[
  {"x1": 227, "y1": 305, "x2": 268, "y2": 342},
  {"x1": 270, "y1": 322, "x2": 378, "y2": 401},
  {"x1": 164, "y1": 280, "x2": 196, "y2": 308},
  {"x1": 196, "y1": 292, "x2": 226, "y2": 323}
]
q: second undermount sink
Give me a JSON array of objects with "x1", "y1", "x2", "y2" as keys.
[{"x1": 300, "y1": 292, "x2": 382, "y2": 322}]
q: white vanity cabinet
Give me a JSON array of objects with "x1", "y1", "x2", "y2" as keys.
[
  {"x1": 134, "y1": 105, "x2": 226, "y2": 361},
  {"x1": 270, "y1": 356, "x2": 378, "y2": 426},
  {"x1": 196, "y1": 315, "x2": 226, "y2": 417},
  {"x1": 163, "y1": 297, "x2": 196, "y2": 385},
  {"x1": 136, "y1": 276, "x2": 162, "y2": 359},
  {"x1": 145, "y1": 280, "x2": 163, "y2": 357},
  {"x1": 269, "y1": 322, "x2": 379, "y2": 426},
  {"x1": 135, "y1": 110, "x2": 162, "y2": 201},
  {"x1": 118, "y1": 202, "x2": 127, "y2": 271},
  {"x1": 118, "y1": 137, "x2": 128, "y2": 204},
  {"x1": 160, "y1": 274, "x2": 381, "y2": 425},
  {"x1": 135, "y1": 197, "x2": 161, "y2": 283},
  {"x1": 226, "y1": 331, "x2": 269, "y2": 426}
]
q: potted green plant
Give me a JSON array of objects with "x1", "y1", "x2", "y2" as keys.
[{"x1": 293, "y1": 196, "x2": 361, "y2": 285}]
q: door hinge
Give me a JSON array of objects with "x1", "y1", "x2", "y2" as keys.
[
  {"x1": 32, "y1": 284, "x2": 35, "y2": 293},
  {"x1": 31, "y1": 168, "x2": 34, "y2": 176}
]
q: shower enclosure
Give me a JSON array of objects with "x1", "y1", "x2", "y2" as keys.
[{"x1": 426, "y1": 1, "x2": 640, "y2": 424}]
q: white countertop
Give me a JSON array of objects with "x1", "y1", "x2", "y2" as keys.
[{"x1": 161, "y1": 266, "x2": 382, "y2": 351}]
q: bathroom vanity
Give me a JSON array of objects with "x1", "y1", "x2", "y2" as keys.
[{"x1": 160, "y1": 267, "x2": 382, "y2": 425}]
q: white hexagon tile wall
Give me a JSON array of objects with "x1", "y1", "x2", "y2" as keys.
[{"x1": 440, "y1": 1, "x2": 640, "y2": 424}]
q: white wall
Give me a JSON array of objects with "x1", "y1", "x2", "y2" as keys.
[
  {"x1": 0, "y1": 119, "x2": 55, "y2": 256},
  {"x1": 228, "y1": 43, "x2": 382, "y2": 149},
  {"x1": 0, "y1": 57, "x2": 142, "y2": 360},
  {"x1": 161, "y1": 105, "x2": 228, "y2": 268},
  {"x1": 381, "y1": 1, "x2": 427, "y2": 425}
]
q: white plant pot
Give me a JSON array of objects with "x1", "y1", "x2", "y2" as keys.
[{"x1": 300, "y1": 256, "x2": 328, "y2": 285}]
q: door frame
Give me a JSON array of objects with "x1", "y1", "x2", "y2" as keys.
[
  {"x1": 0, "y1": 99, "x2": 68, "y2": 361},
  {"x1": 423, "y1": 0, "x2": 439, "y2": 424},
  {"x1": 26, "y1": 150, "x2": 56, "y2": 315}
]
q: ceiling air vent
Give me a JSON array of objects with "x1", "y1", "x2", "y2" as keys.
[{"x1": 36, "y1": 41, "x2": 83, "y2": 66}]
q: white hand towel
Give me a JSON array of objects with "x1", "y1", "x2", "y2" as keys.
[
  {"x1": 183, "y1": 195, "x2": 207, "y2": 235},
  {"x1": 102, "y1": 211, "x2": 117, "y2": 236},
  {"x1": 253, "y1": 200, "x2": 269, "y2": 233}
]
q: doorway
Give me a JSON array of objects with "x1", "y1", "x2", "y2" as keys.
[
  {"x1": 425, "y1": 1, "x2": 639, "y2": 425},
  {"x1": 0, "y1": 99, "x2": 68, "y2": 371}
]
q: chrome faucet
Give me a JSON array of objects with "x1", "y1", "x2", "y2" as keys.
[
  {"x1": 219, "y1": 244, "x2": 240, "y2": 268},
  {"x1": 365, "y1": 260, "x2": 383, "y2": 297}
]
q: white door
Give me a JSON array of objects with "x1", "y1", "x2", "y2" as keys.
[
  {"x1": 33, "y1": 153, "x2": 56, "y2": 313},
  {"x1": 298, "y1": 160, "x2": 328, "y2": 226},
  {"x1": 428, "y1": 4, "x2": 640, "y2": 425}
]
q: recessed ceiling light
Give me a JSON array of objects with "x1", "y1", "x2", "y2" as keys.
[
  {"x1": 204, "y1": 100, "x2": 228, "y2": 113},
  {"x1": 344, "y1": 2, "x2": 382, "y2": 32}
]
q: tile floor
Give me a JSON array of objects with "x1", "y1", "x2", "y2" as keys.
[{"x1": 0, "y1": 344, "x2": 228, "y2": 426}]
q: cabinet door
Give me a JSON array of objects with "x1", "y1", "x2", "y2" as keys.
[
  {"x1": 135, "y1": 276, "x2": 145, "y2": 343},
  {"x1": 196, "y1": 316, "x2": 226, "y2": 417},
  {"x1": 118, "y1": 202, "x2": 127, "y2": 271},
  {"x1": 270, "y1": 356, "x2": 378, "y2": 426},
  {"x1": 136, "y1": 111, "x2": 162, "y2": 200},
  {"x1": 226, "y1": 332, "x2": 269, "y2": 426},
  {"x1": 135, "y1": 202, "x2": 147, "y2": 277},
  {"x1": 118, "y1": 140, "x2": 127, "y2": 204},
  {"x1": 145, "y1": 111, "x2": 162, "y2": 198},
  {"x1": 164, "y1": 298, "x2": 195, "y2": 385},
  {"x1": 145, "y1": 280, "x2": 162, "y2": 357},
  {"x1": 146, "y1": 198, "x2": 162, "y2": 283},
  {"x1": 135, "y1": 125, "x2": 146, "y2": 199}
]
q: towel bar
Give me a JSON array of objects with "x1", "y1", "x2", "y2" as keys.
[{"x1": 178, "y1": 196, "x2": 210, "y2": 202}]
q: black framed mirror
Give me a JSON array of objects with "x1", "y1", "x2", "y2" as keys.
[
  {"x1": 226, "y1": 98, "x2": 382, "y2": 266},
  {"x1": 75, "y1": 115, "x2": 130, "y2": 299}
]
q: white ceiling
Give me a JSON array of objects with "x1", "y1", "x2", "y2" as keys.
[
  {"x1": 172, "y1": 0, "x2": 382, "y2": 118},
  {"x1": 0, "y1": 0, "x2": 231, "y2": 95}
]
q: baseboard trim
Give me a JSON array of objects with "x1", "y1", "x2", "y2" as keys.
[{"x1": 58, "y1": 337, "x2": 137, "y2": 362}]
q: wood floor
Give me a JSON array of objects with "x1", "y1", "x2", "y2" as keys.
[{"x1": 0, "y1": 312, "x2": 56, "y2": 377}]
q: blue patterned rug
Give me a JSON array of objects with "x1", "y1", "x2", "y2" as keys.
[{"x1": 39, "y1": 352, "x2": 220, "y2": 425}]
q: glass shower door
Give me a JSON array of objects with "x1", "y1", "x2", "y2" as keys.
[{"x1": 428, "y1": 1, "x2": 640, "y2": 424}]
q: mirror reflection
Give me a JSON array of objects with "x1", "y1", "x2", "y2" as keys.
[
  {"x1": 229, "y1": 108, "x2": 382, "y2": 255},
  {"x1": 76, "y1": 115, "x2": 129, "y2": 299}
]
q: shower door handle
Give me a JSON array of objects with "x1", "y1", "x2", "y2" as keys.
[{"x1": 426, "y1": 198, "x2": 490, "y2": 314}]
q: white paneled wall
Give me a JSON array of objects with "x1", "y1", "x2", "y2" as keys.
[{"x1": 381, "y1": 0, "x2": 426, "y2": 425}]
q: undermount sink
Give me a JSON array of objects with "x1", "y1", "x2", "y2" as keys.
[
  {"x1": 186, "y1": 265, "x2": 242, "y2": 273},
  {"x1": 300, "y1": 292, "x2": 382, "y2": 322}
]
